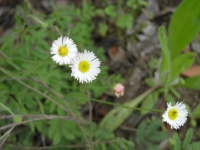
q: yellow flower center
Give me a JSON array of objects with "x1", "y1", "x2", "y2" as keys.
[
  {"x1": 58, "y1": 46, "x2": 68, "y2": 57},
  {"x1": 168, "y1": 109, "x2": 178, "y2": 120},
  {"x1": 78, "y1": 61, "x2": 90, "y2": 73}
]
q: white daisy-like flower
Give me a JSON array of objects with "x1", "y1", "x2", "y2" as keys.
[
  {"x1": 50, "y1": 36, "x2": 78, "y2": 65},
  {"x1": 70, "y1": 50, "x2": 101, "y2": 83},
  {"x1": 162, "y1": 102, "x2": 188, "y2": 130}
]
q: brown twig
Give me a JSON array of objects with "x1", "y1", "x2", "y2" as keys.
[
  {"x1": 6, "y1": 143, "x2": 85, "y2": 150},
  {"x1": 0, "y1": 125, "x2": 15, "y2": 147},
  {"x1": 0, "y1": 115, "x2": 87, "y2": 132}
]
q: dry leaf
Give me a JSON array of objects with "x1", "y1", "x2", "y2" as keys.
[{"x1": 182, "y1": 65, "x2": 200, "y2": 77}]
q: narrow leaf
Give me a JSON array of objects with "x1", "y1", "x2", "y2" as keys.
[
  {"x1": 183, "y1": 128, "x2": 193, "y2": 147},
  {"x1": 158, "y1": 26, "x2": 171, "y2": 83},
  {"x1": 173, "y1": 132, "x2": 181, "y2": 150}
]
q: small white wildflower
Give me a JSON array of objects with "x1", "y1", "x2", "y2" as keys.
[
  {"x1": 162, "y1": 102, "x2": 188, "y2": 129},
  {"x1": 70, "y1": 50, "x2": 100, "y2": 83},
  {"x1": 50, "y1": 36, "x2": 78, "y2": 65}
]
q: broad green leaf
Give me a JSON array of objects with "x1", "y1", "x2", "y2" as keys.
[
  {"x1": 158, "y1": 26, "x2": 171, "y2": 83},
  {"x1": 173, "y1": 132, "x2": 181, "y2": 150},
  {"x1": 168, "y1": 0, "x2": 200, "y2": 58},
  {"x1": 183, "y1": 128, "x2": 193, "y2": 147},
  {"x1": 170, "y1": 52, "x2": 196, "y2": 82},
  {"x1": 140, "y1": 92, "x2": 158, "y2": 115},
  {"x1": 180, "y1": 75, "x2": 200, "y2": 89},
  {"x1": 99, "y1": 86, "x2": 157, "y2": 131}
]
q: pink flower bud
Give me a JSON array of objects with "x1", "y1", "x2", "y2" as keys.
[{"x1": 114, "y1": 83, "x2": 124, "y2": 97}]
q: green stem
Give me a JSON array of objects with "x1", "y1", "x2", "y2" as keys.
[
  {"x1": 91, "y1": 98, "x2": 163, "y2": 113},
  {"x1": 28, "y1": 15, "x2": 45, "y2": 26},
  {"x1": 0, "y1": 102, "x2": 15, "y2": 116}
]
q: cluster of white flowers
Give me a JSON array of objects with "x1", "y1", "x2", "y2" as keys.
[
  {"x1": 50, "y1": 36, "x2": 100, "y2": 83},
  {"x1": 50, "y1": 37, "x2": 188, "y2": 130}
]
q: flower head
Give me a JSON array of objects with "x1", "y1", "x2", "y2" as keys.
[
  {"x1": 70, "y1": 50, "x2": 100, "y2": 83},
  {"x1": 162, "y1": 102, "x2": 188, "y2": 129},
  {"x1": 50, "y1": 36, "x2": 78, "y2": 65},
  {"x1": 114, "y1": 83, "x2": 124, "y2": 97}
]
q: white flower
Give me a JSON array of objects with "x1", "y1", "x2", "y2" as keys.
[
  {"x1": 162, "y1": 102, "x2": 188, "y2": 129},
  {"x1": 50, "y1": 36, "x2": 78, "y2": 65},
  {"x1": 70, "y1": 50, "x2": 100, "y2": 83}
]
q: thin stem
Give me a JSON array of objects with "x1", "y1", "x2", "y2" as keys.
[
  {"x1": 28, "y1": 15, "x2": 46, "y2": 26},
  {"x1": 91, "y1": 98, "x2": 164, "y2": 113},
  {"x1": 0, "y1": 103, "x2": 15, "y2": 116},
  {"x1": 52, "y1": 26, "x2": 62, "y2": 37},
  {"x1": 6, "y1": 143, "x2": 85, "y2": 149},
  {"x1": 83, "y1": 83, "x2": 92, "y2": 125},
  {"x1": 83, "y1": 83, "x2": 93, "y2": 148},
  {"x1": 0, "y1": 115, "x2": 88, "y2": 132},
  {"x1": 0, "y1": 125, "x2": 15, "y2": 147}
]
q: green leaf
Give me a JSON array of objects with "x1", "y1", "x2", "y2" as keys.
[
  {"x1": 23, "y1": 2, "x2": 28, "y2": 14},
  {"x1": 144, "y1": 78, "x2": 158, "y2": 87},
  {"x1": 99, "y1": 87, "x2": 157, "y2": 131},
  {"x1": 183, "y1": 128, "x2": 193, "y2": 148},
  {"x1": 104, "y1": 5, "x2": 116, "y2": 17},
  {"x1": 173, "y1": 132, "x2": 181, "y2": 150},
  {"x1": 190, "y1": 119, "x2": 197, "y2": 128},
  {"x1": 53, "y1": 131, "x2": 61, "y2": 145},
  {"x1": 98, "y1": 23, "x2": 109, "y2": 37},
  {"x1": 186, "y1": 142, "x2": 200, "y2": 150},
  {"x1": 192, "y1": 104, "x2": 200, "y2": 118},
  {"x1": 169, "y1": 86, "x2": 180, "y2": 98},
  {"x1": 168, "y1": 0, "x2": 200, "y2": 58},
  {"x1": 180, "y1": 75, "x2": 200, "y2": 89},
  {"x1": 140, "y1": 92, "x2": 158, "y2": 115},
  {"x1": 115, "y1": 14, "x2": 134, "y2": 29},
  {"x1": 94, "y1": 127, "x2": 115, "y2": 140},
  {"x1": 165, "y1": 93, "x2": 176, "y2": 103},
  {"x1": 62, "y1": 129, "x2": 75, "y2": 140},
  {"x1": 35, "y1": 98, "x2": 45, "y2": 114},
  {"x1": 95, "y1": 9, "x2": 105, "y2": 17},
  {"x1": 170, "y1": 52, "x2": 195, "y2": 82},
  {"x1": 136, "y1": 121, "x2": 147, "y2": 143},
  {"x1": 158, "y1": 26, "x2": 171, "y2": 83}
]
